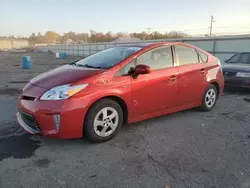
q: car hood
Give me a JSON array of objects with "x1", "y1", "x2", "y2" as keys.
[
  {"x1": 30, "y1": 65, "x2": 103, "y2": 89},
  {"x1": 222, "y1": 63, "x2": 250, "y2": 72}
]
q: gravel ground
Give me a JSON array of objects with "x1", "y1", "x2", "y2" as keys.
[{"x1": 0, "y1": 52, "x2": 249, "y2": 188}]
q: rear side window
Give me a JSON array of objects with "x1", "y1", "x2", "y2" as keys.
[
  {"x1": 197, "y1": 50, "x2": 208, "y2": 63},
  {"x1": 175, "y1": 45, "x2": 199, "y2": 66},
  {"x1": 240, "y1": 53, "x2": 250, "y2": 63}
]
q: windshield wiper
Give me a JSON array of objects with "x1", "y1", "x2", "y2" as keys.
[
  {"x1": 83, "y1": 64, "x2": 104, "y2": 69},
  {"x1": 69, "y1": 59, "x2": 80, "y2": 65},
  {"x1": 74, "y1": 63, "x2": 105, "y2": 69}
]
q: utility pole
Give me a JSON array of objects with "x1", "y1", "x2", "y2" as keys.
[
  {"x1": 209, "y1": 15, "x2": 215, "y2": 36},
  {"x1": 89, "y1": 30, "x2": 96, "y2": 43},
  {"x1": 85, "y1": 33, "x2": 88, "y2": 43},
  {"x1": 146, "y1": 28, "x2": 151, "y2": 34}
]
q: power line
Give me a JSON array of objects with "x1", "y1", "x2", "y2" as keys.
[
  {"x1": 182, "y1": 28, "x2": 208, "y2": 32},
  {"x1": 214, "y1": 31, "x2": 250, "y2": 34},
  {"x1": 181, "y1": 25, "x2": 250, "y2": 33}
]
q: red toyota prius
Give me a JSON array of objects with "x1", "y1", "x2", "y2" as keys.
[{"x1": 17, "y1": 42, "x2": 224, "y2": 142}]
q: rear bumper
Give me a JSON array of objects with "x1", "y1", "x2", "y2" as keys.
[{"x1": 224, "y1": 76, "x2": 250, "y2": 88}]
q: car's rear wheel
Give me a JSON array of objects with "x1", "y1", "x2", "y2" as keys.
[
  {"x1": 84, "y1": 99, "x2": 123, "y2": 143},
  {"x1": 200, "y1": 84, "x2": 218, "y2": 111}
]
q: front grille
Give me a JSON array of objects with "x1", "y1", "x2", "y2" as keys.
[
  {"x1": 223, "y1": 71, "x2": 237, "y2": 76},
  {"x1": 22, "y1": 95, "x2": 36, "y2": 101},
  {"x1": 19, "y1": 110, "x2": 40, "y2": 131}
]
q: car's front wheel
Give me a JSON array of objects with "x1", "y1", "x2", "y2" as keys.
[
  {"x1": 200, "y1": 84, "x2": 218, "y2": 111},
  {"x1": 84, "y1": 99, "x2": 123, "y2": 143}
]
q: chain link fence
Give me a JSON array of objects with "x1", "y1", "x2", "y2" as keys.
[{"x1": 37, "y1": 35, "x2": 250, "y2": 61}]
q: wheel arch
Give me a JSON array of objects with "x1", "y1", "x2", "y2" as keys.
[
  {"x1": 83, "y1": 95, "x2": 129, "y2": 129},
  {"x1": 209, "y1": 81, "x2": 220, "y2": 98}
]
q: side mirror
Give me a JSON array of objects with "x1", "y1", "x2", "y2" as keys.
[{"x1": 134, "y1": 64, "x2": 151, "y2": 75}]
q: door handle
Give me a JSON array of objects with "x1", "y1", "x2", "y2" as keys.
[
  {"x1": 200, "y1": 68, "x2": 206, "y2": 74},
  {"x1": 169, "y1": 75, "x2": 178, "y2": 82}
]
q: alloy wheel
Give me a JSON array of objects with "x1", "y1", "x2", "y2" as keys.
[
  {"x1": 205, "y1": 88, "x2": 216, "y2": 108},
  {"x1": 93, "y1": 107, "x2": 119, "y2": 137}
]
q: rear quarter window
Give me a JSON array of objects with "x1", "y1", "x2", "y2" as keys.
[{"x1": 197, "y1": 50, "x2": 208, "y2": 63}]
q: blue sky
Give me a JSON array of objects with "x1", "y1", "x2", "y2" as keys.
[{"x1": 1, "y1": 0, "x2": 250, "y2": 37}]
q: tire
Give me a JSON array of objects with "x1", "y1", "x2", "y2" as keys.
[
  {"x1": 84, "y1": 99, "x2": 123, "y2": 143},
  {"x1": 200, "y1": 84, "x2": 218, "y2": 111}
]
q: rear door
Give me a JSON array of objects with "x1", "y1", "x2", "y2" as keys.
[{"x1": 174, "y1": 45, "x2": 207, "y2": 106}]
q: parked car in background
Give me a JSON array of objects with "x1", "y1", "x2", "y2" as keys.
[
  {"x1": 222, "y1": 52, "x2": 250, "y2": 88},
  {"x1": 10, "y1": 48, "x2": 29, "y2": 53},
  {"x1": 22, "y1": 48, "x2": 33, "y2": 52},
  {"x1": 0, "y1": 48, "x2": 7, "y2": 52},
  {"x1": 17, "y1": 42, "x2": 224, "y2": 142}
]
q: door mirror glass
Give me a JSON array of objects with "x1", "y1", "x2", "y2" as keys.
[{"x1": 134, "y1": 64, "x2": 151, "y2": 75}]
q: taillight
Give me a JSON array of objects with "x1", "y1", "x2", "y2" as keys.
[
  {"x1": 216, "y1": 58, "x2": 221, "y2": 66},
  {"x1": 215, "y1": 58, "x2": 222, "y2": 71}
]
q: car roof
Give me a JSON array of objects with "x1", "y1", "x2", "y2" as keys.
[
  {"x1": 238, "y1": 52, "x2": 250, "y2": 54},
  {"x1": 116, "y1": 42, "x2": 182, "y2": 48}
]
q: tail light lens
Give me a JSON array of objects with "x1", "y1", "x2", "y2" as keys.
[{"x1": 216, "y1": 58, "x2": 222, "y2": 71}]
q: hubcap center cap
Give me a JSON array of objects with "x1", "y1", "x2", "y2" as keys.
[{"x1": 104, "y1": 118, "x2": 111, "y2": 126}]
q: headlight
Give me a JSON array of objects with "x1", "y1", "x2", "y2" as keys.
[
  {"x1": 40, "y1": 84, "x2": 88, "y2": 100},
  {"x1": 236, "y1": 72, "x2": 250, "y2": 77}
]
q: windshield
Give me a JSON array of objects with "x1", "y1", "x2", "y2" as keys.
[
  {"x1": 75, "y1": 46, "x2": 142, "y2": 69},
  {"x1": 227, "y1": 53, "x2": 250, "y2": 64}
]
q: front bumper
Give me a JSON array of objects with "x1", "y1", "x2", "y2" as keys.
[
  {"x1": 16, "y1": 111, "x2": 41, "y2": 134},
  {"x1": 224, "y1": 76, "x2": 250, "y2": 88},
  {"x1": 17, "y1": 94, "x2": 91, "y2": 139}
]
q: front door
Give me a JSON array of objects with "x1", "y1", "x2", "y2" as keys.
[{"x1": 130, "y1": 45, "x2": 179, "y2": 117}]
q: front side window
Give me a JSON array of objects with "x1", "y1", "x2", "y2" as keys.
[
  {"x1": 227, "y1": 54, "x2": 240, "y2": 63},
  {"x1": 115, "y1": 59, "x2": 136, "y2": 76},
  {"x1": 175, "y1": 45, "x2": 199, "y2": 66},
  {"x1": 227, "y1": 53, "x2": 250, "y2": 64},
  {"x1": 136, "y1": 46, "x2": 173, "y2": 70},
  {"x1": 115, "y1": 46, "x2": 174, "y2": 76},
  {"x1": 75, "y1": 46, "x2": 142, "y2": 69}
]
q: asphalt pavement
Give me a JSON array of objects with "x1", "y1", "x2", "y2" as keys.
[{"x1": 0, "y1": 52, "x2": 249, "y2": 188}]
